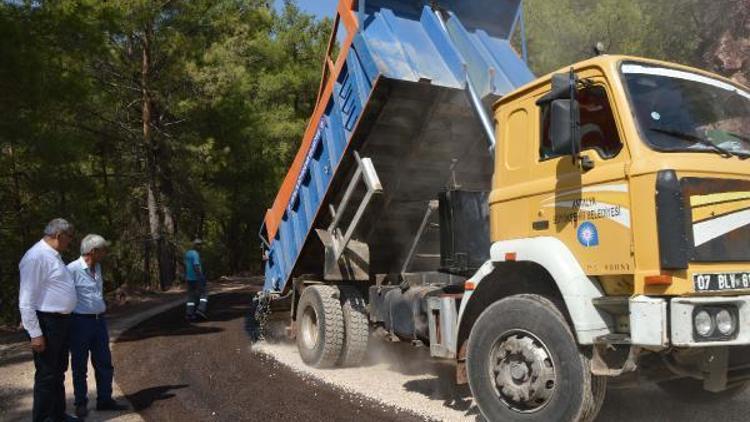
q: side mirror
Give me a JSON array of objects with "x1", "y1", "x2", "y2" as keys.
[
  {"x1": 536, "y1": 73, "x2": 575, "y2": 105},
  {"x1": 550, "y1": 73, "x2": 573, "y2": 100},
  {"x1": 550, "y1": 99, "x2": 578, "y2": 155}
]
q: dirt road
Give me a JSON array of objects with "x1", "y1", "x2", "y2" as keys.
[
  {"x1": 112, "y1": 289, "x2": 750, "y2": 422},
  {"x1": 112, "y1": 289, "x2": 422, "y2": 421}
]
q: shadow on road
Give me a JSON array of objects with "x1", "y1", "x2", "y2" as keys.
[
  {"x1": 115, "y1": 292, "x2": 251, "y2": 342},
  {"x1": 116, "y1": 321, "x2": 224, "y2": 342},
  {"x1": 0, "y1": 387, "x2": 33, "y2": 422},
  {"x1": 0, "y1": 332, "x2": 34, "y2": 369},
  {"x1": 402, "y1": 376, "x2": 481, "y2": 418},
  {"x1": 126, "y1": 384, "x2": 188, "y2": 411},
  {"x1": 599, "y1": 384, "x2": 750, "y2": 421},
  {"x1": 200, "y1": 301, "x2": 251, "y2": 322},
  {"x1": 0, "y1": 351, "x2": 33, "y2": 369},
  {"x1": 0, "y1": 331, "x2": 27, "y2": 346}
]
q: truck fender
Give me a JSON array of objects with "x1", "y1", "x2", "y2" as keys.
[{"x1": 456, "y1": 237, "x2": 613, "y2": 346}]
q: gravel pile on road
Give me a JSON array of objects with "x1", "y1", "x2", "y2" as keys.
[{"x1": 254, "y1": 335, "x2": 480, "y2": 422}]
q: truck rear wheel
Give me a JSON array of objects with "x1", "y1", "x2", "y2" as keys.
[
  {"x1": 296, "y1": 285, "x2": 344, "y2": 368},
  {"x1": 337, "y1": 285, "x2": 369, "y2": 367},
  {"x1": 467, "y1": 294, "x2": 606, "y2": 422}
]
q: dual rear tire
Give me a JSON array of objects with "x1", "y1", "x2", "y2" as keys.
[{"x1": 296, "y1": 284, "x2": 369, "y2": 368}]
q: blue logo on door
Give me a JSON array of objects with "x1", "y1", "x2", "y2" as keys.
[{"x1": 577, "y1": 222, "x2": 599, "y2": 247}]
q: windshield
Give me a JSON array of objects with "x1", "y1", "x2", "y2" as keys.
[{"x1": 621, "y1": 62, "x2": 750, "y2": 157}]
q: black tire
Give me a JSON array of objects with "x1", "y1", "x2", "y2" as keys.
[
  {"x1": 657, "y1": 378, "x2": 749, "y2": 403},
  {"x1": 467, "y1": 294, "x2": 606, "y2": 422},
  {"x1": 296, "y1": 285, "x2": 344, "y2": 368},
  {"x1": 337, "y1": 285, "x2": 369, "y2": 367}
]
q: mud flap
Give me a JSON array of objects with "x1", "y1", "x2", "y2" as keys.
[
  {"x1": 703, "y1": 347, "x2": 729, "y2": 392},
  {"x1": 591, "y1": 342, "x2": 640, "y2": 376}
]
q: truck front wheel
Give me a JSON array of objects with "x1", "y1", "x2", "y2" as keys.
[
  {"x1": 467, "y1": 294, "x2": 606, "y2": 422},
  {"x1": 296, "y1": 285, "x2": 344, "y2": 368}
]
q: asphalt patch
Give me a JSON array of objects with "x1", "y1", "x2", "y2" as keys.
[{"x1": 112, "y1": 289, "x2": 425, "y2": 421}]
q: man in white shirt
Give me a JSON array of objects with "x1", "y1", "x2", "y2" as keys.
[
  {"x1": 18, "y1": 218, "x2": 78, "y2": 422},
  {"x1": 68, "y1": 234, "x2": 127, "y2": 418}
]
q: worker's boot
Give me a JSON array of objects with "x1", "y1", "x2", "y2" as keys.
[
  {"x1": 185, "y1": 302, "x2": 196, "y2": 321},
  {"x1": 196, "y1": 297, "x2": 208, "y2": 320},
  {"x1": 75, "y1": 403, "x2": 88, "y2": 419}
]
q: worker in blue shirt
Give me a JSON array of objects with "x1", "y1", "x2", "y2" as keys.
[
  {"x1": 185, "y1": 239, "x2": 208, "y2": 321},
  {"x1": 68, "y1": 234, "x2": 128, "y2": 418}
]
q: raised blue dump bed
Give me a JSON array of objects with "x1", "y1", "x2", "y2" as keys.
[{"x1": 263, "y1": 0, "x2": 534, "y2": 293}]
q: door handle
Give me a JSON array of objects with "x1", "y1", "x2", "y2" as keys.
[{"x1": 532, "y1": 220, "x2": 549, "y2": 231}]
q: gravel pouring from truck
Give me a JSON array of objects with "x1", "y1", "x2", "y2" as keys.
[{"x1": 254, "y1": 1, "x2": 750, "y2": 421}]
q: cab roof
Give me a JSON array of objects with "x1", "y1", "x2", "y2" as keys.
[{"x1": 494, "y1": 55, "x2": 749, "y2": 109}]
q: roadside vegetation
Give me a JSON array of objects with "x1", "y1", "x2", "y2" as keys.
[{"x1": 0, "y1": 0, "x2": 746, "y2": 326}]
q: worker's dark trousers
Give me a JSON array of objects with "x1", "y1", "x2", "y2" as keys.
[
  {"x1": 32, "y1": 311, "x2": 71, "y2": 422},
  {"x1": 186, "y1": 278, "x2": 208, "y2": 316},
  {"x1": 70, "y1": 315, "x2": 114, "y2": 407}
]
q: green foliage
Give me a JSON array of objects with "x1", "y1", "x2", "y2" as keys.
[
  {"x1": 523, "y1": 0, "x2": 704, "y2": 75},
  {"x1": 0, "y1": 0, "x2": 741, "y2": 326},
  {"x1": 0, "y1": 0, "x2": 330, "y2": 325}
]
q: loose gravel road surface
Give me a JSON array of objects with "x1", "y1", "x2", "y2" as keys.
[{"x1": 112, "y1": 288, "x2": 750, "y2": 422}]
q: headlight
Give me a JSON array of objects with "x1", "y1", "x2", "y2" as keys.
[
  {"x1": 694, "y1": 310, "x2": 714, "y2": 337},
  {"x1": 716, "y1": 309, "x2": 736, "y2": 335},
  {"x1": 691, "y1": 306, "x2": 739, "y2": 341}
]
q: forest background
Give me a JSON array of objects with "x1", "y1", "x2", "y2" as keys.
[{"x1": 1, "y1": 0, "x2": 747, "y2": 325}]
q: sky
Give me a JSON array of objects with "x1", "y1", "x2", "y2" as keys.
[{"x1": 275, "y1": 0, "x2": 337, "y2": 19}]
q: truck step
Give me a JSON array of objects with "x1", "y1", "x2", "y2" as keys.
[
  {"x1": 594, "y1": 333, "x2": 632, "y2": 345},
  {"x1": 592, "y1": 296, "x2": 629, "y2": 314}
]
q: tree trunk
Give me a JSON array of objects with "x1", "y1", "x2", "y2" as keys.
[
  {"x1": 7, "y1": 143, "x2": 30, "y2": 242},
  {"x1": 142, "y1": 23, "x2": 161, "y2": 289},
  {"x1": 160, "y1": 204, "x2": 176, "y2": 290},
  {"x1": 141, "y1": 22, "x2": 175, "y2": 291}
]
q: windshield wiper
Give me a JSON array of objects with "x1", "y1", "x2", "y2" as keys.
[
  {"x1": 726, "y1": 131, "x2": 750, "y2": 144},
  {"x1": 723, "y1": 131, "x2": 750, "y2": 159},
  {"x1": 649, "y1": 127, "x2": 734, "y2": 158}
]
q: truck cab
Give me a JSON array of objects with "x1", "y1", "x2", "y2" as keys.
[
  {"x1": 493, "y1": 55, "x2": 750, "y2": 300},
  {"x1": 457, "y1": 54, "x2": 750, "y2": 419}
]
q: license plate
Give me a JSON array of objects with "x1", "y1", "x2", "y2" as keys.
[{"x1": 694, "y1": 272, "x2": 750, "y2": 292}]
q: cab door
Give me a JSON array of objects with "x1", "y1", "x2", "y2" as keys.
[{"x1": 529, "y1": 71, "x2": 634, "y2": 277}]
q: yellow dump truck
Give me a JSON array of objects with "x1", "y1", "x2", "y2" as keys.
[
  {"x1": 461, "y1": 54, "x2": 750, "y2": 420},
  {"x1": 256, "y1": 1, "x2": 750, "y2": 420}
]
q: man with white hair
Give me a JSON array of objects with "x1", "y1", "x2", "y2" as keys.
[
  {"x1": 68, "y1": 234, "x2": 127, "y2": 418},
  {"x1": 18, "y1": 218, "x2": 78, "y2": 422}
]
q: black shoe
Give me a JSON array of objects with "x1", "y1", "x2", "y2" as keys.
[
  {"x1": 96, "y1": 399, "x2": 129, "y2": 411},
  {"x1": 196, "y1": 309, "x2": 208, "y2": 320},
  {"x1": 75, "y1": 403, "x2": 88, "y2": 418}
]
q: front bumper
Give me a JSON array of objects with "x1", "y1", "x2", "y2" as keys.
[{"x1": 630, "y1": 295, "x2": 750, "y2": 348}]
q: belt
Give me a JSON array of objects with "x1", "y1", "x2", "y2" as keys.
[
  {"x1": 72, "y1": 313, "x2": 105, "y2": 319},
  {"x1": 36, "y1": 311, "x2": 71, "y2": 318}
]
